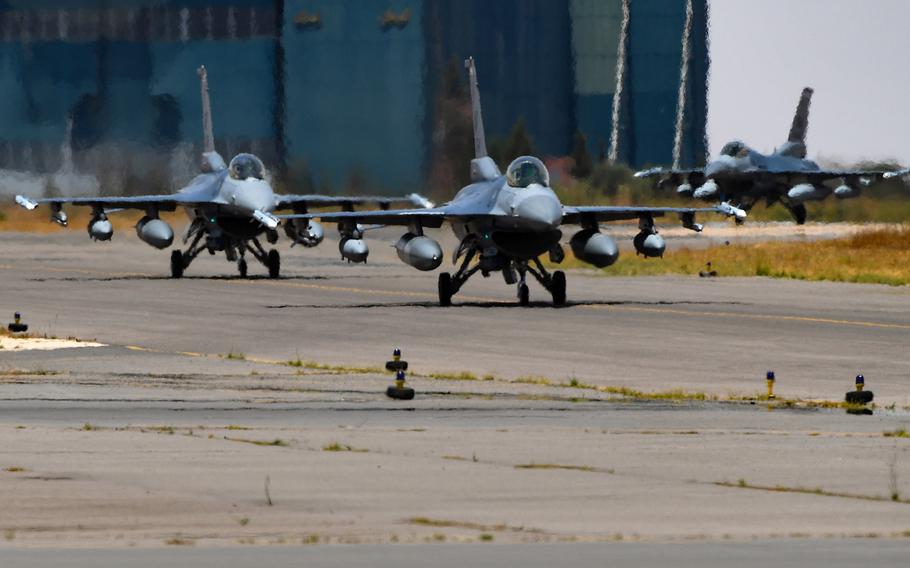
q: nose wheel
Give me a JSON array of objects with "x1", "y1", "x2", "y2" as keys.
[
  {"x1": 518, "y1": 283, "x2": 530, "y2": 306},
  {"x1": 438, "y1": 272, "x2": 454, "y2": 307},
  {"x1": 267, "y1": 249, "x2": 280, "y2": 279},
  {"x1": 170, "y1": 250, "x2": 185, "y2": 279}
]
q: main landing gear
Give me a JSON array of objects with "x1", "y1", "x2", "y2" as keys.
[
  {"x1": 437, "y1": 248, "x2": 566, "y2": 307},
  {"x1": 169, "y1": 230, "x2": 281, "y2": 279}
]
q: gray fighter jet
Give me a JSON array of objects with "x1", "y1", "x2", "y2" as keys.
[
  {"x1": 635, "y1": 88, "x2": 892, "y2": 224},
  {"x1": 15, "y1": 66, "x2": 427, "y2": 278},
  {"x1": 278, "y1": 58, "x2": 744, "y2": 306}
]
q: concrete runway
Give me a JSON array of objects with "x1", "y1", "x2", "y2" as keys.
[{"x1": 1, "y1": 230, "x2": 910, "y2": 560}]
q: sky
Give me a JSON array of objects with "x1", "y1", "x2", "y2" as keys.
[{"x1": 708, "y1": 0, "x2": 909, "y2": 165}]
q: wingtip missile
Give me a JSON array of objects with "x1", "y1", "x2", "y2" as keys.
[
  {"x1": 883, "y1": 169, "x2": 910, "y2": 180},
  {"x1": 717, "y1": 201, "x2": 747, "y2": 221},
  {"x1": 15, "y1": 195, "x2": 38, "y2": 210},
  {"x1": 406, "y1": 193, "x2": 435, "y2": 209},
  {"x1": 633, "y1": 167, "x2": 664, "y2": 178},
  {"x1": 252, "y1": 209, "x2": 280, "y2": 230}
]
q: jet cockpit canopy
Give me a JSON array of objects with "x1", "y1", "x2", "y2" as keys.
[
  {"x1": 719, "y1": 140, "x2": 748, "y2": 158},
  {"x1": 229, "y1": 153, "x2": 266, "y2": 181},
  {"x1": 506, "y1": 156, "x2": 550, "y2": 188}
]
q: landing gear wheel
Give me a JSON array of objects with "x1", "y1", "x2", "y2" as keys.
[
  {"x1": 438, "y1": 272, "x2": 453, "y2": 307},
  {"x1": 170, "y1": 250, "x2": 184, "y2": 279},
  {"x1": 238, "y1": 258, "x2": 248, "y2": 278},
  {"x1": 386, "y1": 385, "x2": 416, "y2": 400},
  {"x1": 551, "y1": 271, "x2": 566, "y2": 306},
  {"x1": 267, "y1": 249, "x2": 281, "y2": 279},
  {"x1": 518, "y1": 283, "x2": 530, "y2": 306}
]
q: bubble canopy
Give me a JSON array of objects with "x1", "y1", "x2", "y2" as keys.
[
  {"x1": 229, "y1": 153, "x2": 266, "y2": 180},
  {"x1": 506, "y1": 156, "x2": 550, "y2": 188}
]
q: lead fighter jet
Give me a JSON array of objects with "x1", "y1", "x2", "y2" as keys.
[
  {"x1": 15, "y1": 66, "x2": 427, "y2": 278},
  {"x1": 635, "y1": 88, "x2": 893, "y2": 224},
  {"x1": 279, "y1": 58, "x2": 744, "y2": 306}
]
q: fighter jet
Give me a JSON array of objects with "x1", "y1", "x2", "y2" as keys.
[
  {"x1": 278, "y1": 58, "x2": 744, "y2": 307},
  {"x1": 635, "y1": 88, "x2": 892, "y2": 224},
  {"x1": 14, "y1": 66, "x2": 427, "y2": 278}
]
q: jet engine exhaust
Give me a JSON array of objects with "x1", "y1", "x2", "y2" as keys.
[
  {"x1": 136, "y1": 217, "x2": 174, "y2": 249},
  {"x1": 569, "y1": 229, "x2": 619, "y2": 268},
  {"x1": 340, "y1": 237, "x2": 369, "y2": 263},
  {"x1": 395, "y1": 233, "x2": 443, "y2": 271},
  {"x1": 633, "y1": 231, "x2": 666, "y2": 258}
]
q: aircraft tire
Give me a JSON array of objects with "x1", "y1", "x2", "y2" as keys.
[
  {"x1": 170, "y1": 250, "x2": 184, "y2": 279},
  {"x1": 551, "y1": 271, "x2": 567, "y2": 306},
  {"x1": 267, "y1": 249, "x2": 280, "y2": 279},
  {"x1": 238, "y1": 259, "x2": 248, "y2": 279},
  {"x1": 518, "y1": 283, "x2": 530, "y2": 306},
  {"x1": 438, "y1": 272, "x2": 453, "y2": 307},
  {"x1": 386, "y1": 385, "x2": 415, "y2": 400}
]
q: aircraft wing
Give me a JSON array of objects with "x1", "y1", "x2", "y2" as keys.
[
  {"x1": 274, "y1": 193, "x2": 433, "y2": 211},
  {"x1": 277, "y1": 206, "x2": 451, "y2": 228},
  {"x1": 634, "y1": 167, "x2": 703, "y2": 179},
  {"x1": 562, "y1": 203, "x2": 745, "y2": 225},
  {"x1": 15, "y1": 193, "x2": 207, "y2": 212}
]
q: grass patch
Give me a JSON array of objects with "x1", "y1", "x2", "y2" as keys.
[
  {"x1": 238, "y1": 517, "x2": 250, "y2": 526},
  {"x1": 427, "y1": 371, "x2": 478, "y2": 381},
  {"x1": 716, "y1": 479, "x2": 910, "y2": 504},
  {"x1": 515, "y1": 463, "x2": 614, "y2": 474},
  {"x1": 224, "y1": 425, "x2": 251, "y2": 431},
  {"x1": 164, "y1": 535, "x2": 195, "y2": 546},
  {"x1": 407, "y1": 517, "x2": 542, "y2": 534},
  {"x1": 479, "y1": 533, "x2": 494, "y2": 542},
  {"x1": 4, "y1": 466, "x2": 26, "y2": 473},
  {"x1": 223, "y1": 350, "x2": 246, "y2": 361},
  {"x1": 225, "y1": 437, "x2": 288, "y2": 447},
  {"x1": 884, "y1": 428, "x2": 909, "y2": 438},
  {"x1": 563, "y1": 226, "x2": 910, "y2": 286},
  {"x1": 81, "y1": 423, "x2": 99, "y2": 431},
  {"x1": 286, "y1": 359, "x2": 382, "y2": 374},
  {"x1": 322, "y1": 442, "x2": 368, "y2": 452}
]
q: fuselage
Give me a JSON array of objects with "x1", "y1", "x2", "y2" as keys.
[
  {"x1": 697, "y1": 146, "x2": 822, "y2": 202},
  {"x1": 447, "y1": 176, "x2": 563, "y2": 260},
  {"x1": 178, "y1": 157, "x2": 277, "y2": 240}
]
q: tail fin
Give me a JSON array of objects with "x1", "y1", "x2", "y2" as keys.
[
  {"x1": 198, "y1": 65, "x2": 215, "y2": 154},
  {"x1": 197, "y1": 65, "x2": 225, "y2": 172},
  {"x1": 465, "y1": 57, "x2": 487, "y2": 159},
  {"x1": 788, "y1": 87, "x2": 813, "y2": 144}
]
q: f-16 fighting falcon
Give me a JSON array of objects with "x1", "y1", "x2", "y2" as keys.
[
  {"x1": 279, "y1": 58, "x2": 744, "y2": 307},
  {"x1": 15, "y1": 66, "x2": 427, "y2": 279},
  {"x1": 634, "y1": 88, "x2": 892, "y2": 224}
]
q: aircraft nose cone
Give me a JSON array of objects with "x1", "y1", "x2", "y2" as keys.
[
  {"x1": 515, "y1": 194, "x2": 562, "y2": 229},
  {"x1": 232, "y1": 180, "x2": 276, "y2": 214}
]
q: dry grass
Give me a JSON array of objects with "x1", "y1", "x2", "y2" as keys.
[
  {"x1": 0, "y1": 205, "x2": 185, "y2": 234},
  {"x1": 564, "y1": 227, "x2": 910, "y2": 286},
  {"x1": 322, "y1": 442, "x2": 368, "y2": 452},
  {"x1": 514, "y1": 463, "x2": 614, "y2": 474}
]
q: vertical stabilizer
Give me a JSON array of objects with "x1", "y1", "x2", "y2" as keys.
[
  {"x1": 465, "y1": 57, "x2": 487, "y2": 159},
  {"x1": 788, "y1": 87, "x2": 813, "y2": 144},
  {"x1": 198, "y1": 65, "x2": 215, "y2": 154},
  {"x1": 197, "y1": 65, "x2": 225, "y2": 172}
]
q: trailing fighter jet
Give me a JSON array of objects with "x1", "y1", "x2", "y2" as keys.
[
  {"x1": 14, "y1": 66, "x2": 427, "y2": 278},
  {"x1": 635, "y1": 88, "x2": 893, "y2": 224},
  {"x1": 278, "y1": 58, "x2": 744, "y2": 307}
]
